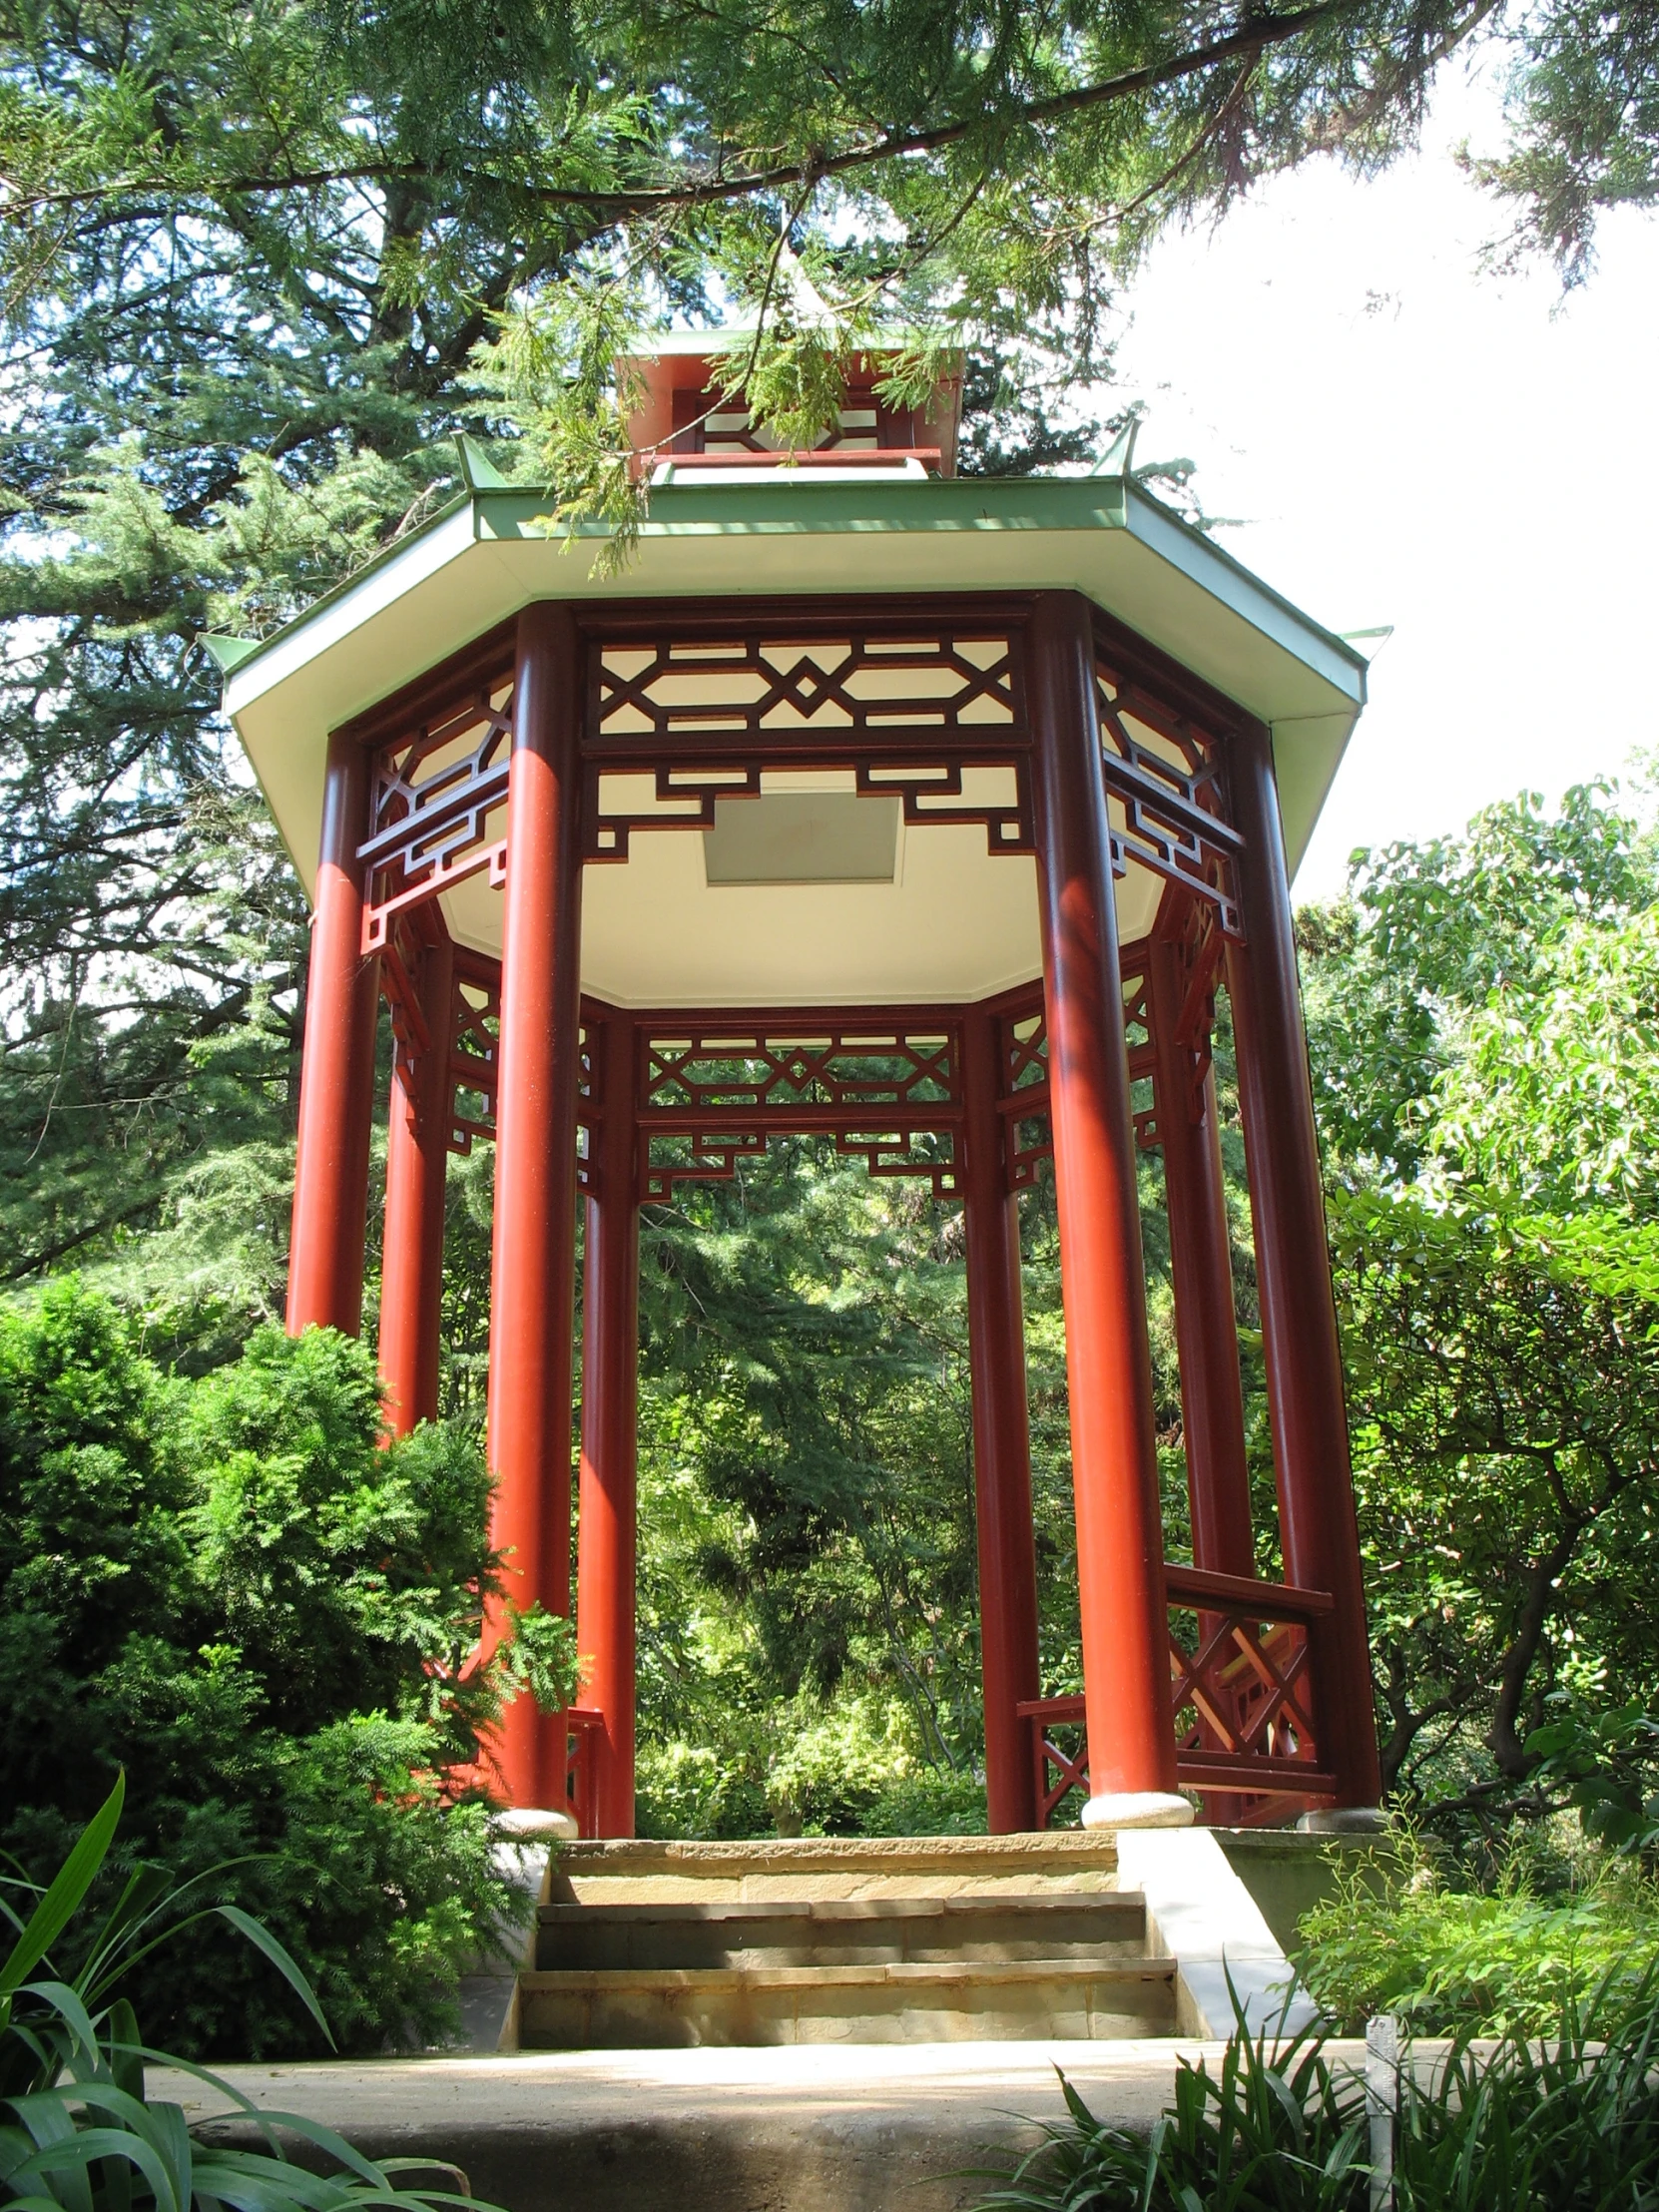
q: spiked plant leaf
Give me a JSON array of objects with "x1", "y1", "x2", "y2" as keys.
[{"x1": 0, "y1": 1779, "x2": 498, "y2": 2212}]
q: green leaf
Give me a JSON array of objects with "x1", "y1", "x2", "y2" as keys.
[
  {"x1": 213, "y1": 1908, "x2": 334, "y2": 2049},
  {"x1": 0, "y1": 1776, "x2": 124, "y2": 2004}
]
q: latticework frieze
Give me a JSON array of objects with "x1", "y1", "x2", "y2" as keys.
[
  {"x1": 358, "y1": 684, "x2": 514, "y2": 950},
  {"x1": 1094, "y1": 655, "x2": 1244, "y2": 939},
  {"x1": 640, "y1": 1124, "x2": 959, "y2": 1204},
  {"x1": 586, "y1": 627, "x2": 1030, "y2": 861},
  {"x1": 448, "y1": 957, "x2": 501, "y2": 1155},
  {"x1": 594, "y1": 630, "x2": 1018, "y2": 749},
  {"x1": 634, "y1": 1016, "x2": 964, "y2": 1203},
  {"x1": 643, "y1": 1023, "x2": 957, "y2": 1117}
]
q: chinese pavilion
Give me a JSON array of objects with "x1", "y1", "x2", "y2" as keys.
[{"x1": 213, "y1": 334, "x2": 1382, "y2": 1841}]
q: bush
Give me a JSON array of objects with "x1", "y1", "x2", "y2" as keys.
[
  {"x1": 0, "y1": 1280, "x2": 533, "y2": 2059},
  {"x1": 1293, "y1": 1827, "x2": 1659, "y2": 2036},
  {"x1": 860, "y1": 1768, "x2": 988, "y2": 1836}
]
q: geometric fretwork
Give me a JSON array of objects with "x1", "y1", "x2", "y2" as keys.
[
  {"x1": 1094, "y1": 642, "x2": 1245, "y2": 940},
  {"x1": 595, "y1": 630, "x2": 1019, "y2": 749},
  {"x1": 635, "y1": 1014, "x2": 964, "y2": 1203},
  {"x1": 588, "y1": 626, "x2": 1031, "y2": 861},
  {"x1": 1000, "y1": 946, "x2": 1160, "y2": 1191},
  {"x1": 447, "y1": 953, "x2": 501, "y2": 1155},
  {"x1": 358, "y1": 685, "x2": 514, "y2": 950}
]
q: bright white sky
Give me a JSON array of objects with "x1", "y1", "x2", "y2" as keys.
[{"x1": 1106, "y1": 65, "x2": 1659, "y2": 899}]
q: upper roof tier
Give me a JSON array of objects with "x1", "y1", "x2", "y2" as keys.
[{"x1": 620, "y1": 331, "x2": 963, "y2": 479}]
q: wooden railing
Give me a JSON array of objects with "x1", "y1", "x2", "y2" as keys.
[{"x1": 1018, "y1": 1567, "x2": 1339, "y2": 1827}]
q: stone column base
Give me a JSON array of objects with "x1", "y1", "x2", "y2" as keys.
[{"x1": 1081, "y1": 1791, "x2": 1195, "y2": 1830}]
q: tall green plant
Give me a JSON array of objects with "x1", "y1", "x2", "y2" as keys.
[
  {"x1": 0, "y1": 1774, "x2": 492, "y2": 2212},
  {"x1": 0, "y1": 1285, "x2": 576, "y2": 2057},
  {"x1": 972, "y1": 1973, "x2": 1659, "y2": 2210}
]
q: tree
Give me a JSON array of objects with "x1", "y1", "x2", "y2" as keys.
[
  {"x1": 1302, "y1": 784, "x2": 1659, "y2": 1837},
  {"x1": 5, "y1": 0, "x2": 1653, "y2": 1302}
]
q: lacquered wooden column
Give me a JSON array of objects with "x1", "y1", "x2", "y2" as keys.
[
  {"x1": 1147, "y1": 934, "x2": 1253, "y2": 1578},
  {"x1": 577, "y1": 1010, "x2": 641, "y2": 1839},
  {"x1": 1027, "y1": 592, "x2": 1188, "y2": 1828},
  {"x1": 1226, "y1": 720, "x2": 1382, "y2": 1811},
  {"x1": 378, "y1": 934, "x2": 455, "y2": 1435},
  {"x1": 486, "y1": 602, "x2": 585, "y2": 1812},
  {"x1": 960, "y1": 1006, "x2": 1041, "y2": 1834},
  {"x1": 288, "y1": 726, "x2": 380, "y2": 1338}
]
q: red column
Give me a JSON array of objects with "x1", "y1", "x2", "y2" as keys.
[
  {"x1": 1227, "y1": 721, "x2": 1382, "y2": 1811},
  {"x1": 1147, "y1": 934, "x2": 1253, "y2": 1577},
  {"x1": 486, "y1": 603, "x2": 585, "y2": 1812},
  {"x1": 1027, "y1": 592, "x2": 1188, "y2": 1828},
  {"x1": 576, "y1": 1010, "x2": 641, "y2": 1839},
  {"x1": 960, "y1": 1007, "x2": 1041, "y2": 1834},
  {"x1": 379, "y1": 934, "x2": 455, "y2": 1435},
  {"x1": 288, "y1": 727, "x2": 380, "y2": 1338}
]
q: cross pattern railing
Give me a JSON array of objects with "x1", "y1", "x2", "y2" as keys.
[{"x1": 1019, "y1": 1566, "x2": 1339, "y2": 1826}]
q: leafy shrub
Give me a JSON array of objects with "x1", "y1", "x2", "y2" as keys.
[
  {"x1": 860, "y1": 1768, "x2": 988, "y2": 1836},
  {"x1": 635, "y1": 1741, "x2": 770, "y2": 1841},
  {"x1": 0, "y1": 1281, "x2": 552, "y2": 2058},
  {"x1": 1293, "y1": 1828, "x2": 1659, "y2": 2036}
]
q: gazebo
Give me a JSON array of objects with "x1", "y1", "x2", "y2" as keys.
[{"x1": 213, "y1": 337, "x2": 1382, "y2": 1840}]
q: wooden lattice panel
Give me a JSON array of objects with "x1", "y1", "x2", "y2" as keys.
[
  {"x1": 1020, "y1": 1569, "x2": 1339, "y2": 1825},
  {"x1": 358, "y1": 684, "x2": 514, "y2": 949},
  {"x1": 1002, "y1": 1003, "x2": 1052, "y2": 1193},
  {"x1": 644, "y1": 1025, "x2": 956, "y2": 1115},
  {"x1": 587, "y1": 628, "x2": 1030, "y2": 862},
  {"x1": 635, "y1": 1017, "x2": 964, "y2": 1202},
  {"x1": 448, "y1": 959, "x2": 501, "y2": 1155},
  {"x1": 1094, "y1": 652, "x2": 1244, "y2": 939}
]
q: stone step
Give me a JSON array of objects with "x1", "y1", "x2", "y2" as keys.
[
  {"x1": 535, "y1": 1891, "x2": 1150, "y2": 1972},
  {"x1": 554, "y1": 1831, "x2": 1121, "y2": 1905},
  {"x1": 515, "y1": 1953, "x2": 1180, "y2": 2048}
]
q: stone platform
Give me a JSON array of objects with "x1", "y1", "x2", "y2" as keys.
[
  {"x1": 163, "y1": 1830, "x2": 1384, "y2": 2212},
  {"x1": 162, "y1": 2036, "x2": 1368, "y2": 2212},
  {"x1": 519, "y1": 1832, "x2": 1181, "y2": 2048}
]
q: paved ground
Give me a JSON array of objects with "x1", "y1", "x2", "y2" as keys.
[{"x1": 156, "y1": 2038, "x2": 1370, "y2": 2212}]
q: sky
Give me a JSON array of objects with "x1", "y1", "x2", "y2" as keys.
[{"x1": 1106, "y1": 66, "x2": 1659, "y2": 899}]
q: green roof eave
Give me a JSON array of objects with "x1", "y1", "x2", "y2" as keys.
[{"x1": 219, "y1": 471, "x2": 1367, "y2": 715}]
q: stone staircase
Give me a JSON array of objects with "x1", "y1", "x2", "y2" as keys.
[{"x1": 511, "y1": 1833, "x2": 1180, "y2": 2048}]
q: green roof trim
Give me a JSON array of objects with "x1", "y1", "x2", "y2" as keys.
[
  {"x1": 213, "y1": 470, "x2": 1368, "y2": 711},
  {"x1": 454, "y1": 434, "x2": 516, "y2": 490},
  {"x1": 200, "y1": 633, "x2": 263, "y2": 673}
]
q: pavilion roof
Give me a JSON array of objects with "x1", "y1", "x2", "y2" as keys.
[{"x1": 214, "y1": 455, "x2": 1370, "y2": 914}]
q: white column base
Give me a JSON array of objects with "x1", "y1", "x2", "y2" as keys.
[
  {"x1": 1081, "y1": 1790, "x2": 1195, "y2": 1830},
  {"x1": 495, "y1": 1806, "x2": 579, "y2": 1842}
]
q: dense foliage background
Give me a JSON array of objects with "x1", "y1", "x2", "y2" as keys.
[{"x1": 7, "y1": 0, "x2": 1659, "y2": 2062}]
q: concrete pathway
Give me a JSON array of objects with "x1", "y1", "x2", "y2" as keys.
[{"x1": 156, "y1": 2037, "x2": 1369, "y2": 2212}]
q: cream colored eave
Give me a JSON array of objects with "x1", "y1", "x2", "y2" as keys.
[{"x1": 224, "y1": 476, "x2": 1369, "y2": 906}]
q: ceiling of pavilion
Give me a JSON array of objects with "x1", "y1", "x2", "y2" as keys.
[{"x1": 437, "y1": 767, "x2": 1095, "y2": 1007}]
